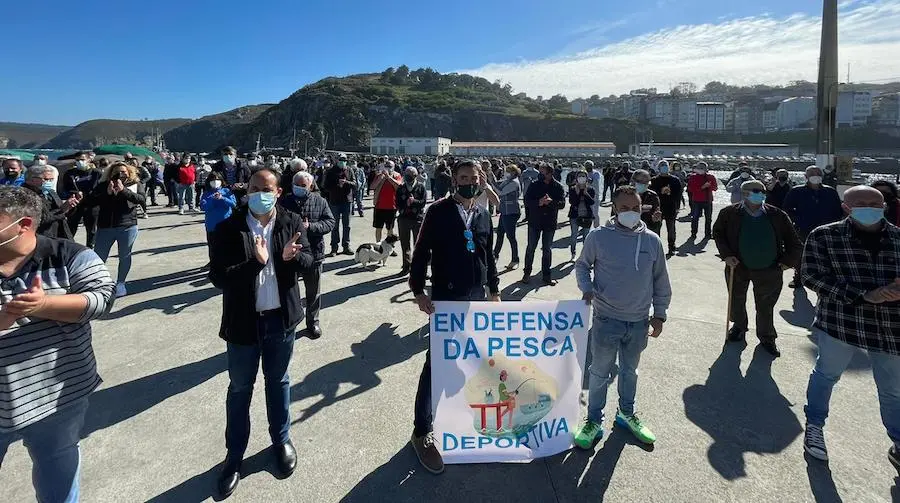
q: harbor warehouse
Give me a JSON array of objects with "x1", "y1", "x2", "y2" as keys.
[{"x1": 370, "y1": 137, "x2": 452, "y2": 156}]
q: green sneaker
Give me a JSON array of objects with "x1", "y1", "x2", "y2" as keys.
[
  {"x1": 615, "y1": 410, "x2": 656, "y2": 444},
  {"x1": 573, "y1": 419, "x2": 604, "y2": 450}
]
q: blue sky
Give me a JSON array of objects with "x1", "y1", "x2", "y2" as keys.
[{"x1": 3, "y1": 0, "x2": 898, "y2": 125}]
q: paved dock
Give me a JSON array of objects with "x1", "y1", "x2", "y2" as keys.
[{"x1": 1, "y1": 193, "x2": 896, "y2": 503}]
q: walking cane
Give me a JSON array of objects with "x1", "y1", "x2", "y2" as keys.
[{"x1": 725, "y1": 264, "x2": 736, "y2": 339}]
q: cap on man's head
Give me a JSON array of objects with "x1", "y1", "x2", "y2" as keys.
[
  {"x1": 741, "y1": 180, "x2": 766, "y2": 192},
  {"x1": 339, "y1": 153, "x2": 348, "y2": 160}
]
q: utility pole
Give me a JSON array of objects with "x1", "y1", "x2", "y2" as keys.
[{"x1": 815, "y1": 0, "x2": 839, "y2": 172}]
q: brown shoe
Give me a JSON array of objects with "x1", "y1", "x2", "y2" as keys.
[{"x1": 410, "y1": 432, "x2": 444, "y2": 474}]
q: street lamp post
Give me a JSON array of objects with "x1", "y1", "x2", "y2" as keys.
[{"x1": 815, "y1": 0, "x2": 839, "y2": 171}]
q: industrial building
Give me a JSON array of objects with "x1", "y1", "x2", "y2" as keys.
[
  {"x1": 369, "y1": 137, "x2": 451, "y2": 156},
  {"x1": 629, "y1": 142, "x2": 800, "y2": 157},
  {"x1": 449, "y1": 142, "x2": 616, "y2": 157}
]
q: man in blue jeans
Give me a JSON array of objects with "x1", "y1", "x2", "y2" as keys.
[
  {"x1": 800, "y1": 185, "x2": 900, "y2": 471},
  {"x1": 572, "y1": 186, "x2": 672, "y2": 449},
  {"x1": 208, "y1": 170, "x2": 313, "y2": 498},
  {"x1": 322, "y1": 154, "x2": 357, "y2": 256},
  {"x1": 0, "y1": 186, "x2": 115, "y2": 503}
]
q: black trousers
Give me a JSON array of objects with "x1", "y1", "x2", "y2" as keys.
[
  {"x1": 523, "y1": 224, "x2": 556, "y2": 279},
  {"x1": 67, "y1": 206, "x2": 98, "y2": 248},
  {"x1": 146, "y1": 181, "x2": 159, "y2": 205},
  {"x1": 726, "y1": 265, "x2": 783, "y2": 342},
  {"x1": 302, "y1": 262, "x2": 323, "y2": 329},
  {"x1": 690, "y1": 201, "x2": 713, "y2": 236},
  {"x1": 413, "y1": 287, "x2": 487, "y2": 437},
  {"x1": 661, "y1": 214, "x2": 677, "y2": 248},
  {"x1": 397, "y1": 217, "x2": 421, "y2": 270}
]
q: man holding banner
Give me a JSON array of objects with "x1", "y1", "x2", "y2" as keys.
[
  {"x1": 573, "y1": 185, "x2": 672, "y2": 449},
  {"x1": 409, "y1": 159, "x2": 501, "y2": 474}
]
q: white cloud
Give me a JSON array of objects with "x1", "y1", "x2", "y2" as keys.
[{"x1": 461, "y1": 0, "x2": 900, "y2": 98}]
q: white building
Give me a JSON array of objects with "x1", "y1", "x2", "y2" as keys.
[
  {"x1": 648, "y1": 98, "x2": 676, "y2": 126},
  {"x1": 762, "y1": 102, "x2": 780, "y2": 132},
  {"x1": 369, "y1": 137, "x2": 451, "y2": 156},
  {"x1": 776, "y1": 97, "x2": 816, "y2": 130},
  {"x1": 836, "y1": 90, "x2": 874, "y2": 128},
  {"x1": 676, "y1": 100, "x2": 697, "y2": 131},
  {"x1": 586, "y1": 105, "x2": 610, "y2": 119},
  {"x1": 872, "y1": 93, "x2": 900, "y2": 126},
  {"x1": 450, "y1": 142, "x2": 616, "y2": 157},
  {"x1": 629, "y1": 142, "x2": 800, "y2": 157},
  {"x1": 570, "y1": 99, "x2": 587, "y2": 115},
  {"x1": 696, "y1": 102, "x2": 726, "y2": 132}
]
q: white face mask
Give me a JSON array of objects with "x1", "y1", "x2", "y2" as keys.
[
  {"x1": 0, "y1": 217, "x2": 25, "y2": 247},
  {"x1": 617, "y1": 211, "x2": 641, "y2": 229},
  {"x1": 210, "y1": 180, "x2": 222, "y2": 189},
  {"x1": 249, "y1": 160, "x2": 258, "y2": 167},
  {"x1": 808, "y1": 176, "x2": 823, "y2": 185},
  {"x1": 577, "y1": 176, "x2": 587, "y2": 185},
  {"x1": 740, "y1": 172, "x2": 750, "y2": 179},
  {"x1": 36, "y1": 159, "x2": 48, "y2": 167}
]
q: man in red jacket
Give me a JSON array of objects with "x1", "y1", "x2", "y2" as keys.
[
  {"x1": 176, "y1": 154, "x2": 197, "y2": 215},
  {"x1": 687, "y1": 161, "x2": 717, "y2": 239}
]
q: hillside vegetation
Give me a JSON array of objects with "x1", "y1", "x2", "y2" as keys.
[
  {"x1": 42, "y1": 118, "x2": 191, "y2": 149},
  {"x1": 0, "y1": 122, "x2": 70, "y2": 148}
]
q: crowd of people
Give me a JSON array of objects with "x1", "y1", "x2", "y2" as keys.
[{"x1": 0, "y1": 146, "x2": 898, "y2": 501}]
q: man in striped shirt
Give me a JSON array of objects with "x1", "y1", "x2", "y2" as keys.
[{"x1": 0, "y1": 186, "x2": 115, "y2": 503}]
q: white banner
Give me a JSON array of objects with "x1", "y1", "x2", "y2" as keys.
[{"x1": 430, "y1": 300, "x2": 590, "y2": 464}]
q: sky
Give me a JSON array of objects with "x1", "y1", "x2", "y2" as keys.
[{"x1": 3, "y1": 0, "x2": 900, "y2": 125}]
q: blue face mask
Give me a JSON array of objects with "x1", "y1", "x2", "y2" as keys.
[
  {"x1": 635, "y1": 183, "x2": 648, "y2": 194},
  {"x1": 40, "y1": 180, "x2": 55, "y2": 194},
  {"x1": 292, "y1": 186, "x2": 309, "y2": 198},
  {"x1": 658, "y1": 167, "x2": 669, "y2": 174},
  {"x1": 747, "y1": 192, "x2": 766, "y2": 205},
  {"x1": 850, "y1": 207, "x2": 885, "y2": 226},
  {"x1": 248, "y1": 191, "x2": 277, "y2": 215}
]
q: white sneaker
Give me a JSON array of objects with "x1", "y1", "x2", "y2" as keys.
[
  {"x1": 114, "y1": 283, "x2": 127, "y2": 298},
  {"x1": 178, "y1": 208, "x2": 184, "y2": 215},
  {"x1": 803, "y1": 424, "x2": 828, "y2": 461}
]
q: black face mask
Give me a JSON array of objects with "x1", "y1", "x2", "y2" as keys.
[
  {"x1": 456, "y1": 183, "x2": 480, "y2": 199},
  {"x1": 4, "y1": 169, "x2": 18, "y2": 178},
  {"x1": 778, "y1": 176, "x2": 788, "y2": 182}
]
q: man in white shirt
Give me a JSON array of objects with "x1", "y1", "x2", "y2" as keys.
[{"x1": 208, "y1": 169, "x2": 314, "y2": 499}]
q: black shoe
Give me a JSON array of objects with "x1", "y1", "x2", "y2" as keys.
[
  {"x1": 788, "y1": 279, "x2": 800, "y2": 289},
  {"x1": 217, "y1": 455, "x2": 242, "y2": 499},
  {"x1": 520, "y1": 273, "x2": 530, "y2": 284},
  {"x1": 306, "y1": 324, "x2": 322, "y2": 340},
  {"x1": 274, "y1": 441, "x2": 297, "y2": 478},
  {"x1": 689, "y1": 233, "x2": 697, "y2": 240},
  {"x1": 341, "y1": 248, "x2": 354, "y2": 256},
  {"x1": 390, "y1": 250, "x2": 398, "y2": 257},
  {"x1": 399, "y1": 267, "x2": 410, "y2": 277},
  {"x1": 329, "y1": 248, "x2": 338, "y2": 257},
  {"x1": 727, "y1": 326, "x2": 747, "y2": 343},
  {"x1": 889, "y1": 446, "x2": 900, "y2": 474},
  {"x1": 760, "y1": 340, "x2": 781, "y2": 358},
  {"x1": 542, "y1": 278, "x2": 558, "y2": 286}
]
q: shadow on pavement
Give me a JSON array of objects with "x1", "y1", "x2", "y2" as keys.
[
  {"x1": 321, "y1": 276, "x2": 408, "y2": 308},
  {"x1": 132, "y1": 242, "x2": 207, "y2": 256},
  {"x1": 323, "y1": 258, "x2": 356, "y2": 273},
  {"x1": 805, "y1": 453, "x2": 843, "y2": 503},
  {"x1": 290, "y1": 323, "x2": 428, "y2": 424},
  {"x1": 83, "y1": 353, "x2": 227, "y2": 439},
  {"x1": 500, "y1": 262, "x2": 575, "y2": 300},
  {"x1": 139, "y1": 220, "x2": 204, "y2": 232},
  {"x1": 779, "y1": 287, "x2": 816, "y2": 329},
  {"x1": 683, "y1": 344, "x2": 802, "y2": 480},
  {"x1": 125, "y1": 267, "x2": 209, "y2": 295},
  {"x1": 103, "y1": 287, "x2": 220, "y2": 320},
  {"x1": 544, "y1": 427, "x2": 649, "y2": 501},
  {"x1": 340, "y1": 446, "x2": 554, "y2": 503},
  {"x1": 146, "y1": 447, "x2": 280, "y2": 503},
  {"x1": 675, "y1": 236, "x2": 711, "y2": 257}
]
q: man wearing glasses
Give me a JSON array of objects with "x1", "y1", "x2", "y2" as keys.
[
  {"x1": 408, "y1": 159, "x2": 501, "y2": 474},
  {"x1": 712, "y1": 179, "x2": 802, "y2": 357}
]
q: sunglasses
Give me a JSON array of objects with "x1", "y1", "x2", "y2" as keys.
[{"x1": 463, "y1": 230, "x2": 475, "y2": 253}]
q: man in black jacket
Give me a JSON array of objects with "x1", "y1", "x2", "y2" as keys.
[
  {"x1": 395, "y1": 166, "x2": 427, "y2": 276},
  {"x1": 409, "y1": 159, "x2": 500, "y2": 475},
  {"x1": 63, "y1": 152, "x2": 102, "y2": 248},
  {"x1": 212, "y1": 146, "x2": 251, "y2": 200},
  {"x1": 522, "y1": 162, "x2": 566, "y2": 286},
  {"x1": 23, "y1": 164, "x2": 76, "y2": 239},
  {"x1": 649, "y1": 161, "x2": 684, "y2": 255},
  {"x1": 322, "y1": 153, "x2": 357, "y2": 256},
  {"x1": 208, "y1": 169, "x2": 313, "y2": 499},
  {"x1": 278, "y1": 170, "x2": 335, "y2": 340}
]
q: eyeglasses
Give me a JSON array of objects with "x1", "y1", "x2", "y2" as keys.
[{"x1": 464, "y1": 230, "x2": 475, "y2": 253}]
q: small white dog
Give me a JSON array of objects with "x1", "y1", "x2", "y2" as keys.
[{"x1": 355, "y1": 234, "x2": 400, "y2": 267}]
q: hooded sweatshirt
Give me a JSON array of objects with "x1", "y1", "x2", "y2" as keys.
[{"x1": 574, "y1": 217, "x2": 672, "y2": 322}]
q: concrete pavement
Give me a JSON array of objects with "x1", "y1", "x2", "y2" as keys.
[{"x1": 0, "y1": 192, "x2": 897, "y2": 503}]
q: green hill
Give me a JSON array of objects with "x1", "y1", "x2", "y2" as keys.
[
  {"x1": 224, "y1": 69, "x2": 900, "y2": 154},
  {"x1": 0, "y1": 122, "x2": 71, "y2": 148},
  {"x1": 42, "y1": 118, "x2": 191, "y2": 149},
  {"x1": 162, "y1": 105, "x2": 274, "y2": 152}
]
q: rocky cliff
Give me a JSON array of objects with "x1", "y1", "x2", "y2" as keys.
[{"x1": 162, "y1": 105, "x2": 273, "y2": 152}]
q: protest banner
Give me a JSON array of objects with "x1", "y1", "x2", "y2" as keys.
[{"x1": 430, "y1": 300, "x2": 590, "y2": 464}]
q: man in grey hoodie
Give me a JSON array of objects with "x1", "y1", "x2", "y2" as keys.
[{"x1": 572, "y1": 185, "x2": 672, "y2": 449}]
